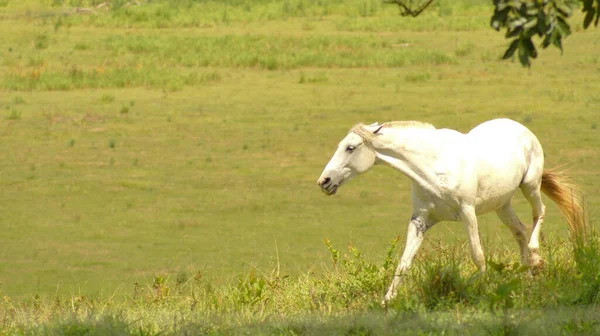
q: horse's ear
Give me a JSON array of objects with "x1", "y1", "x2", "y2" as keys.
[{"x1": 373, "y1": 125, "x2": 384, "y2": 134}]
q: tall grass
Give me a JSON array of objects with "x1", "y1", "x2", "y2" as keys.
[
  {"x1": 1, "y1": 33, "x2": 456, "y2": 90},
  {"x1": 3, "y1": 67, "x2": 222, "y2": 91},
  {"x1": 99, "y1": 34, "x2": 455, "y2": 69},
  {"x1": 2, "y1": 234, "x2": 600, "y2": 335},
  {"x1": 3, "y1": 0, "x2": 491, "y2": 28}
]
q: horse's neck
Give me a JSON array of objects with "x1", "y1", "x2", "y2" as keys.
[{"x1": 373, "y1": 129, "x2": 443, "y2": 196}]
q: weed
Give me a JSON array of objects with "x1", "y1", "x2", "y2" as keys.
[
  {"x1": 34, "y1": 33, "x2": 49, "y2": 50},
  {"x1": 27, "y1": 55, "x2": 45, "y2": 67},
  {"x1": 302, "y1": 21, "x2": 316, "y2": 31},
  {"x1": 74, "y1": 42, "x2": 90, "y2": 51},
  {"x1": 5, "y1": 108, "x2": 21, "y2": 120},
  {"x1": 455, "y1": 42, "x2": 476, "y2": 57},
  {"x1": 416, "y1": 246, "x2": 484, "y2": 309},
  {"x1": 101, "y1": 94, "x2": 115, "y2": 103},
  {"x1": 230, "y1": 269, "x2": 268, "y2": 306},
  {"x1": 572, "y1": 235, "x2": 600, "y2": 304},
  {"x1": 11, "y1": 96, "x2": 25, "y2": 105},
  {"x1": 299, "y1": 72, "x2": 329, "y2": 84},
  {"x1": 405, "y1": 72, "x2": 430, "y2": 82},
  {"x1": 54, "y1": 17, "x2": 63, "y2": 32}
]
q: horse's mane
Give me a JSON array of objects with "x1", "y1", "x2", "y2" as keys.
[{"x1": 350, "y1": 121, "x2": 435, "y2": 144}]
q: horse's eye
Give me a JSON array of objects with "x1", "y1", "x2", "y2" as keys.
[{"x1": 346, "y1": 145, "x2": 355, "y2": 153}]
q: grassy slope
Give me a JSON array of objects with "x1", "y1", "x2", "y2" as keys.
[
  {"x1": 0, "y1": 0, "x2": 599, "y2": 316},
  {"x1": 3, "y1": 235, "x2": 600, "y2": 335}
]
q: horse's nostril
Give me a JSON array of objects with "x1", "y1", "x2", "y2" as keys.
[{"x1": 322, "y1": 177, "x2": 331, "y2": 185}]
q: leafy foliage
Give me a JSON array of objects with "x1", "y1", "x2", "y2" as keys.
[
  {"x1": 573, "y1": 235, "x2": 600, "y2": 304},
  {"x1": 582, "y1": 0, "x2": 600, "y2": 28},
  {"x1": 386, "y1": 0, "x2": 600, "y2": 67},
  {"x1": 491, "y1": 0, "x2": 574, "y2": 67},
  {"x1": 416, "y1": 247, "x2": 485, "y2": 309},
  {"x1": 487, "y1": 0, "x2": 600, "y2": 66}
]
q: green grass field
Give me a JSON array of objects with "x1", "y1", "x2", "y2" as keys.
[{"x1": 1, "y1": 0, "x2": 600, "y2": 333}]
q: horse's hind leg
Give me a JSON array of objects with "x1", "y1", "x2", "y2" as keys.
[
  {"x1": 460, "y1": 206, "x2": 486, "y2": 272},
  {"x1": 520, "y1": 174, "x2": 546, "y2": 268},
  {"x1": 496, "y1": 203, "x2": 529, "y2": 266}
]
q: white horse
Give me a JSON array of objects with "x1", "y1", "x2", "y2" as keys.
[{"x1": 317, "y1": 118, "x2": 584, "y2": 303}]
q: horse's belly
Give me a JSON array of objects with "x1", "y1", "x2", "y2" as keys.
[
  {"x1": 475, "y1": 194, "x2": 514, "y2": 215},
  {"x1": 474, "y1": 178, "x2": 521, "y2": 215}
]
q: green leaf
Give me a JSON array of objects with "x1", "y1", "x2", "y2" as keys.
[
  {"x1": 556, "y1": 16, "x2": 572, "y2": 37},
  {"x1": 502, "y1": 38, "x2": 520, "y2": 60},
  {"x1": 555, "y1": 4, "x2": 571, "y2": 17},
  {"x1": 518, "y1": 38, "x2": 530, "y2": 67},
  {"x1": 506, "y1": 26, "x2": 523, "y2": 38},
  {"x1": 490, "y1": 7, "x2": 510, "y2": 30},
  {"x1": 583, "y1": 9, "x2": 594, "y2": 29},
  {"x1": 582, "y1": 0, "x2": 594, "y2": 11},
  {"x1": 526, "y1": 7, "x2": 539, "y2": 16},
  {"x1": 509, "y1": 17, "x2": 528, "y2": 29},
  {"x1": 523, "y1": 18, "x2": 539, "y2": 39},
  {"x1": 495, "y1": 1, "x2": 508, "y2": 11},
  {"x1": 541, "y1": 33, "x2": 552, "y2": 48},
  {"x1": 596, "y1": 0, "x2": 600, "y2": 27},
  {"x1": 497, "y1": 278, "x2": 521, "y2": 296},
  {"x1": 524, "y1": 18, "x2": 538, "y2": 29},
  {"x1": 505, "y1": 296, "x2": 515, "y2": 309},
  {"x1": 524, "y1": 38, "x2": 537, "y2": 58},
  {"x1": 536, "y1": 14, "x2": 547, "y2": 37},
  {"x1": 552, "y1": 30, "x2": 563, "y2": 53},
  {"x1": 488, "y1": 260, "x2": 507, "y2": 272}
]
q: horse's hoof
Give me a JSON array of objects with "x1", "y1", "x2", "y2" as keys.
[
  {"x1": 528, "y1": 258, "x2": 544, "y2": 274},
  {"x1": 382, "y1": 292, "x2": 395, "y2": 307}
]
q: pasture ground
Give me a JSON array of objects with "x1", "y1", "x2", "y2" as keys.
[{"x1": 1, "y1": 0, "x2": 600, "y2": 334}]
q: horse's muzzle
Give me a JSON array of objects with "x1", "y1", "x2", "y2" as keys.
[
  {"x1": 321, "y1": 184, "x2": 338, "y2": 195},
  {"x1": 317, "y1": 177, "x2": 338, "y2": 195}
]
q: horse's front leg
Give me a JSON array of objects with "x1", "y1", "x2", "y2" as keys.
[{"x1": 384, "y1": 214, "x2": 436, "y2": 304}]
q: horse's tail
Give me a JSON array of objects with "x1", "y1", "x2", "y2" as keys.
[{"x1": 541, "y1": 169, "x2": 586, "y2": 238}]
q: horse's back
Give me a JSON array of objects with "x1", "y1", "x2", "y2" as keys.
[
  {"x1": 468, "y1": 118, "x2": 542, "y2": 156},
  {"x1": 469, "y1": 118, "x2": 533, "y2": 139}
]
